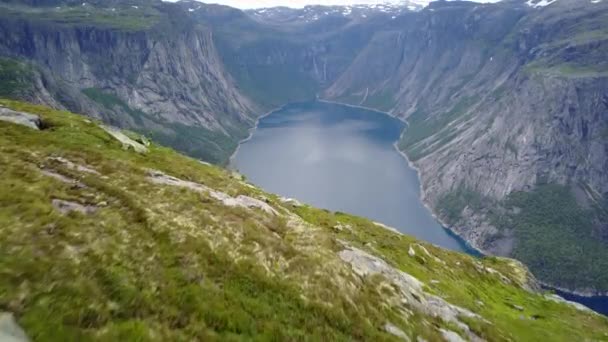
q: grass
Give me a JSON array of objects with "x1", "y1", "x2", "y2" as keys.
[{"x1": 0, "y1": 99, "x2": 607, "y2": 340}]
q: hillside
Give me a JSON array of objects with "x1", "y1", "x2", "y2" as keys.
[{"x1": 2, "y1": 100, "x2": 608, "y2": 341}]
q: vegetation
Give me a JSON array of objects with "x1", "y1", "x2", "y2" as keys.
[
  {"x1": 436, "y1": 181, "x2": 608, "y2": 294},
  {"x1": 502, "y1": 185, "x2": 608, "y2": 293},
  {"x1": 436, "y1": 184, "x2": 486, "y2": 224},
  {"x1": 0, "y1": 100, "x2": 607, "y2": 340},
  {"x1": 82, "y1": 88, "x2": 243, "y2": 165},
  {"x1": 0, "y1": 3, "x2": 162, "y2": 31},
  {"x1": 399, "y1": 96, "x2": 479, "y2": 161},
  {"x1": 362, "y1": 90, "x2": 395, "y2": 113},
  {"x1": 0, "y1": 58, "x2": 33, "y2": 99}
]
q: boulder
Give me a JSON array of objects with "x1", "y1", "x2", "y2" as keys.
[
  {"x1": 0, "y1": 313, "x2": 28, "y2": 342},
  {"x1": 0, "y1": 108, "x2": 41, "y2": 130},
  {"x1": 100, "y1": 125, "x2": 148, "y2": 153}
]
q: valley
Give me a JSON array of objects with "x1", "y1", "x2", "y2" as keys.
[{"x1": 1, "y1": 0, "x2": 608, "y2": 337}]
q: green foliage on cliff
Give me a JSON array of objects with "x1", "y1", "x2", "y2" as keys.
[
  {"x1": 0, "y1": 58, "x2": 33, "y2": 99},
  {"x1": 436, "y1": 184, "x2": 486, "y2": 223},
  {"x1": 399, "y1": 96, "x2": 480, "y2": 161},
  {"x1": 82, "y1": 88, "x2": 242, "y2": 165},
  {"x1": 503, "y1": 185, "x2": 608, "y2": 293},
  {"x1": 1, "y1": 100, "x2": 607, "y2": 341}
]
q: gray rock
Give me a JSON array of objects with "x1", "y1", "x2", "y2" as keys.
[
  {"x1": 338, "y1": 246, "x2": 481, "y2": 338},
  {"x1": 384, "y1": 323, "x2": 410, "y2": 341},
  {"x1": 101, "y1": 126, "x2": 148, "y2": 153},
  {"x1": 147, "y1": 170, "x2": 278, "y2": 215},
  {"x1": 0, "y1": 108, "x2": 41, "y2": 130},
  {"x1": 440, "y1": 329, "x2": 466, "y2": 342},
  {"x1": 39, "y1": 169, "x2": 86, "y2": 188},
  {"x1": 52, "y1": 199, "x2": 98, "y2": 215},
  {"x1": 0, "y1": 313, "x2": 28, "y2": 342}
]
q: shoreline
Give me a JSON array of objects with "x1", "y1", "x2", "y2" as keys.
[
  {"x1": 230, "y1": 98, "x2": 607, "y2": 299},
  {"x1": 228, "y1": 104, "x2": 288, "y2": 169},
  {"x1": 541, "y1": 282, "x2": 608, "y2": 298},
  {"x1": 320, "y1": 98, "x2": 487, "y2": 255}
]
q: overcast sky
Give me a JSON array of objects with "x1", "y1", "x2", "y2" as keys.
[{"x1": 174, "y1": 0, "x2": 502, "y2": 9}]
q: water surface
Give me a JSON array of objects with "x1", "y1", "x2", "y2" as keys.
[{"x1": 233, "y1": 101, "x2": 469, "y2": 252}]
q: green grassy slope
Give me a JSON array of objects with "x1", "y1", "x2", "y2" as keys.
[{"x1": 0, "y1": 100, "x2": 607, "y2": 341}]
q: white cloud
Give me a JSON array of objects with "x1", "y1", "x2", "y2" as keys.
[{"x1": 164, "y1": 0, "x2": 502, "y2": 10}]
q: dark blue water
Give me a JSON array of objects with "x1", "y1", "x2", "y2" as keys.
[
  {"x1": 549, "y1": 287, "x2": 608, "y2": 316},
  {"x1": 233, "y1": 101, "x2": 471, "y2": 252}
]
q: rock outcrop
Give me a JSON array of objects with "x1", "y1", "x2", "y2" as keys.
[{"x1": 0, "y1": 107, "x2": 41, "y2": 130}]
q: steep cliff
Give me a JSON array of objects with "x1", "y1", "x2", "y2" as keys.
[
  {"x1": 324, "y1": 0, "x2": 608, "y2": 294},
  {"x1": 0, "y1": 0, "x2": 256, "y2": 164}
]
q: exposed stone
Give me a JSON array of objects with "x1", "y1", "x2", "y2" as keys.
[
  {"x1": 373, "y1": 221, "x2": 401, "y2": 234},
  {"x1": 39, "y1": 170, "x2": 85, "y2": 188},
  {"x1": 48, "y1": 157, "x2": 100, "y2": 175},
  {"x1": 0, "y1": 108, "x2": 41, "y2": 130},
  {"x1": 280, "y1": 197, "x2": 303, "y2": 207},
  {"x1": 384, "y1": 323, "x2": 410, "y2": 341},
  {"x1": 52, "y1": 199, "x2": 98, "y2": 215},
  {"x1": 101, "y1": 125, "x2": 148, "y2": 153},
  {"x1": 147, "y1": 170, "x2": 278, "y2": 215},
  {"x1": 0, "y1": 312, "x2": 29, "y2": 342},
  {"x1": 338, "y1": 246, "x2": 482, "y2": 339},
  {"x1": 440, "y1": 329, "x2": 466, "y2": 342},
  {"x1": 545, "y1": 294, "x2": 595, "y2": 313}
]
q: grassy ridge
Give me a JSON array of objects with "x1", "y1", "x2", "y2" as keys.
[
  {"x1": 0, "y1": 4, "x2": 161, "y2": 31},
  {"x1": 0, "y1": 99, "x2": 607, "y2": 340}
]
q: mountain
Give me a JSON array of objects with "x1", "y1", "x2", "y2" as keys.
[
  {"x1": 322, "y1": 0, "x2": 608, "y2": 294},
  {"x1": 0, "y1": 0, "x2": 607, "y2": 305},
  {"x1": 246, "y1": 2, "x2": 424, "y2": 24},
  {"x1": 1, "y1": 100, "x2": 607, "y2": 340},
  {"x1": 0, "y1": 0, "x2": 256, "y2": 164}
]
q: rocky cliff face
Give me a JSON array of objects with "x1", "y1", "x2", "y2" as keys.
[
  {"x1": 323, "y1": 0, "x2": 608, "y2": 293},
  {"x1": 0, "y1": 0, "x2": 256, "y2": 163}
]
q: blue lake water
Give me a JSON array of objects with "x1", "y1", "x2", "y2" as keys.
[
  {"x1": 232, "y1": 100, "x2": 607, "y2": 317},
  {"x1": 233, "y1": 101, "x2": 470, "y2": 252}
]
